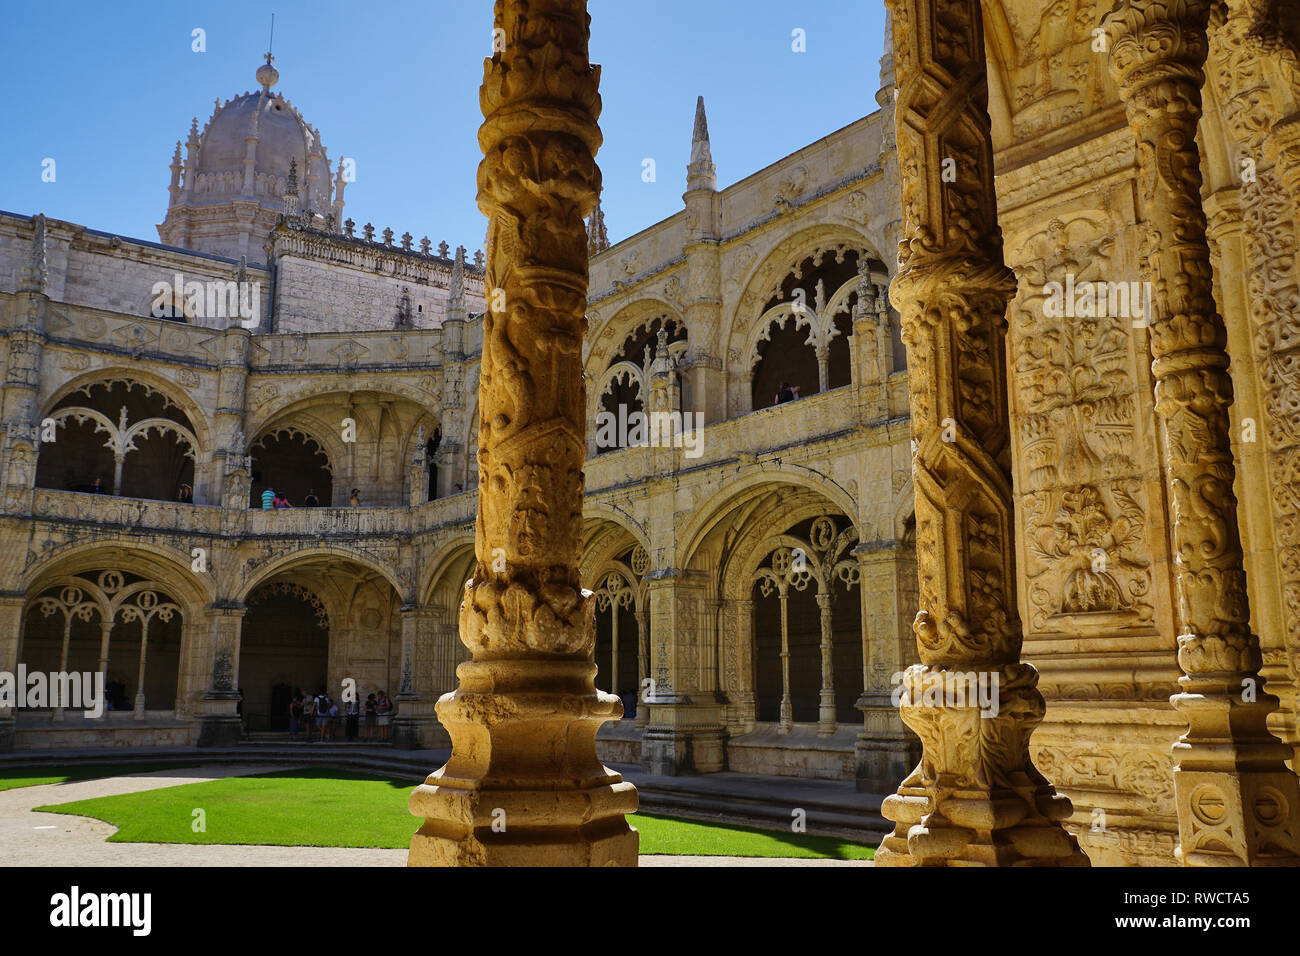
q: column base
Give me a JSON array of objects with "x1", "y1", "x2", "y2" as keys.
[
  {"x1": 409, "y1": 781, "x2": 638, "y2": 866},
  {"x1": 407, "y1": 659, "x2": 639, "y2": 867},
  {"x1": 197, "y1": 715, "x2": 242, "y2": 747},
  {"x1": 391, "y1": 700, "x2": 449, "y2": 750},
  {"x1": 195, "y1": 691, "x2": 241, "y2": 747},
  {"x1": 856, "y1": 691, "x2": 920, "y2": 793},
  {"x1": 641, "y1": 701, "x2": 727, "y2": 775}
]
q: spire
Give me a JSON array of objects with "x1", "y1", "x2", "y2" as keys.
[
  {"x1": 691, "y1": 96, "x2": 712, "y2": 165},
  {"x1": 877, "y1": 9, "x2": 895, "y2": 106},
  {"x1": 283, "y1": 158, "x2": 299, "y2": 218},
  {"x1": 587, "y1": 200, "x2": 609, "y2": 255},
  {"x1": 687, "y1": 95, "x2": 716, "y2": 191},
  {"x1": 20, "y1": 214, "x2": 47, "y2": 295},
  {"x1": 447, "y1": 245, "x2": 467, "y2": 322}
]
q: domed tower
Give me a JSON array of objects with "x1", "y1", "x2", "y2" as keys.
[{"x1": 157, "y1": 54, "x2": 343, "y2": 261}]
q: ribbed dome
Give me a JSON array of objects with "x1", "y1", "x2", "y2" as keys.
[{"x1": 187, "y1": 57, "x2": 332, "y2": 212}]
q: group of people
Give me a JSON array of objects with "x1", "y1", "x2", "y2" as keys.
[
  {"x1": 287, "y1": 688, "x2": 394, "y2": 743},
  {"x1": 258, "y1": 488, "x2": 362, "y2": 509},
  {"x1": 774, "y1": 381, "x2": 803, "y2": 405}
]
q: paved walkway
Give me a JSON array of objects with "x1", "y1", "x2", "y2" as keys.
[{"x1": 1, "y1": 765, "x2": 866, "y2": 867}]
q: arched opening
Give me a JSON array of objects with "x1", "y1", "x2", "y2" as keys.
[
  {"x1": 250, "y1": 428, "x2": 332, "y2": 508},
  {"x1": 241, "y1": 583, "x2": 329, "y2": 732},
  {"x1": 747, "y1": 246, "x2": 894, "y2": 409},
  {"x1": 748, "y1": 513, "x2": 863, "y2": 729},
  {"x1": 36, "y1": 381, "x2": 197, "y2": 500},
  {"x1": 596, "y1": 315, "x2": 686, "y2": 454},
  {"x1": 21, "y1": 570, "x2": 184, "y2": 716},
  {"x1": 592, "y1": 570, "x2": 640, "y2": 719}
]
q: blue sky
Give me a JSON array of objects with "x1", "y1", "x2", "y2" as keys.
[{"x1": 2, "y1": 0, "x2": 887, "y2": 256}]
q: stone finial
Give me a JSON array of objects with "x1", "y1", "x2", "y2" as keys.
[
  {"x1": 236, "y1": 254, "x2": 248, "y2": 285},
  {"x1": 363, "y1": 222, "x2": 375, "y2": 242},
  {"x1": 587, "y1": 200, "x2": 610, "y2": 255},
  {"x1": 687, "y1": 95, "x2": 717, "y2": 192},
  {"x1": 420, "y1": 236, "x2": 431, "y2": 255},
  {"x1": 382, "y1": 227, "x2": 394, "y2": 247},
  {"x1": 437, "y1": 240, "x2": 450, "y2": 258},
  {"x1": 188, "y1": 117, "x2": 200, "y2": 142},
  {"x1": 691, "y1": 96, "x2": 712, "y2": 165},
  {"x1": 257, "y1": 51, "x2": 280, "y2": 92},
  {"x1": 344, "y1": 217, "x2": 355, "y2": 237},
  {"x1": 286, "y1": 157, "x2": 298, "y2": 194},
  {"x1": 473, "y1": 249, "x2": 485, "y2": 268},
  {"x1": 401, "y1": 231, "x2": 413, "y2": 251}
]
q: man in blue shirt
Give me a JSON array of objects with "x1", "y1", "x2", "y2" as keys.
[{"x1": 261, "y1": 488, "x2": 275, "y2": 509}]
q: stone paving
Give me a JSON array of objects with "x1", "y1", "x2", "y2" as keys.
[{"x1": 0, "y1": 765, "x2": 868, "y2": 867}]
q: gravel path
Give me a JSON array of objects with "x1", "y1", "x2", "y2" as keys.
[{"x1": 1, "y1": 765, "x2": 866, "y2": 867}]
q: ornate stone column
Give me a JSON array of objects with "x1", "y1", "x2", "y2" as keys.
[
  {"x1": 816, "y1": 591, "x2": 836, "y2": 736},
  {"x1": 408, "y1": 0, "x2": 637, "y2": 866},
  {"x1": 875, "y1": 0, "x2": 1085, "y2": 866},
  {"x1": 634, "y1": 605, "x2": 649, "y2": 728},
  {"x1": 1103, "y1": 0, "x2": 1300, "y2": 865},
  {"x1": 393, "y1": 603, "x2": 439, "y2": 750},
  {"x1": 196, "y1": 605, "x2": 244, "y2": 746}
]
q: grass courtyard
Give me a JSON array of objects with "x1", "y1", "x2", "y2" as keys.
[{"x1": 26, "y1": 767, "x2": 875, "y2": 860}]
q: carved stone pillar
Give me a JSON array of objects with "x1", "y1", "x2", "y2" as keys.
[
  {"x1": 408, "y1": 0, "x2": 637, "y2": 866},
  {"x1": 392, "y1": 604, "x2": 439, "y2": 750},
  {"x1": 634, "y1": 606, "x2": 649, "y2": 728},
  {"x1": 1206, "y1": 2, "x2": 1300, "y2": 769},
  {"x1": 876, "y1": 0, "x2": 1086, "y2": 866},
  {"x1": 640, "y1": 571, "x2": 725, "y2": 775},
  {"x1": 816, "y1": 591, "x2": 836, "y2": 736},
  {"x1": 196, "y1": 605, "x2": 244, "y2": 746},
  {"x1": 1103, "y1": 0, "x2": 1300, "y2": 865},
  {"x1": 777, "y1": 581, "x2": 793, "y2": 732}
]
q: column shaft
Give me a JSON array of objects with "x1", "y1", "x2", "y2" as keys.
[
  {"x1": 876, "y1": 0, "x2": 1085, "y2": 866},
  {"x1": 1103, "y1": 0, "x2": 1300, "y2": 865},
  {"x1": 408, "y1": 0, "x2": 637, "y2": 866},
  {"x1": 816, "y1": 591, "x2": 836, "y2": 736}
]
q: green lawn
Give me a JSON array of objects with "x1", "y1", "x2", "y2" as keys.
[
  {"x1": 0, "y1": 763, "x2": 200, "y2": 792},
  {"x1": 35, "y1": 767, "x2": 874, "y2": 859}
]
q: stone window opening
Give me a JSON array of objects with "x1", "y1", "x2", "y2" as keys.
[{"x1": 36, "y1": 380, "x2": 198, "y2": 501}]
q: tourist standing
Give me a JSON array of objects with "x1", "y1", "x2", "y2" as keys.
[
  {"x1": 304, "y1": 489, "x2": 319, "y2": 507},
  {"x1": 363, "y1": 693, "x2": 377, "y2": 742},
  {"x1": 376, "y1": 691, "x2": 392, "y2": 742},
  {"x1": 316, "y1": 691, "x2": 332, "y2": 741},
  {"x1": 345, "y1": 694, "x2": 359, "y2": 741},
  {"x1": 349, "y1": 488, "x2": 361, "y2": 506},
  {"x1": 289, "y1": 690, "x2": 303, "y2": 737},
  {"x1": 301, "y1": 691, "x2": 316, "y2": 742},
  {"x1": 260, "y1": 487, "x2": 275, "y2": 509}
]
